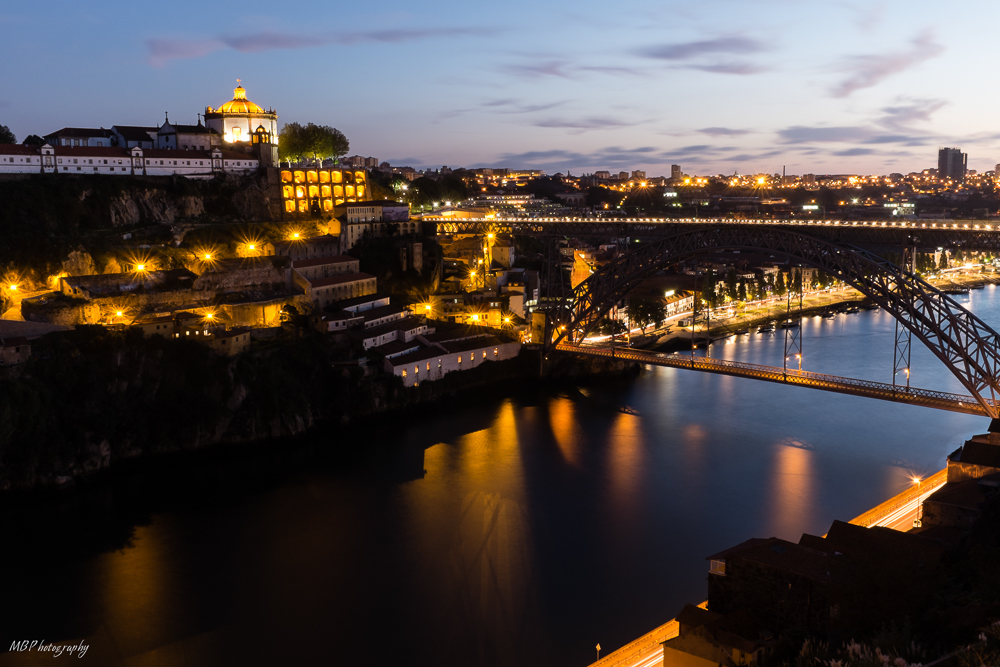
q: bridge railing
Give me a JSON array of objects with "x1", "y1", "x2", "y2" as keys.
[{"x1": 556, "y1": 343, "x2": 998, "y2": 413}]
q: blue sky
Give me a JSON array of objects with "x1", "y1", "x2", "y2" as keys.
[{"x1": 3, "y1": 0, "x2": 999, "y2": 177}]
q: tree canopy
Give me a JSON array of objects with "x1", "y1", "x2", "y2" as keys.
[
  {"x1": 278, "y1": 122, "x2": 349, "y2": 163},
  {"x1": 0, "y1": 124, "x2": 15, "y2": 144},
  {"x1": 626, "y1": 297, "x2": 666, "y2": 334}
]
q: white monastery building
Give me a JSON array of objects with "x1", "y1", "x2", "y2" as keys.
[{"x1": 0, "y1": 81, "x2": 277, "y2": 178}]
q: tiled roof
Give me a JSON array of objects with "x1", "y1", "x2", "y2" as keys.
[
  {"x1": 112, "y1": 126, "x2": 158, "y2": 141},
  {"x1": 291, "y1": 255, "x2": 357, "y2": 269},
  {"x1": 309, "y1": 272, "x2": 375, "y2": 288},
  {"x1": 362, "y1": 304, "x2": 409, "y2": 322},
  {"x1": 44, "y1": 127, "x2": 115, "y2": 139},
  {"x1": 214, "y1": 327, "x2": 251, "y2": 340},
  {"x1": 441, "y1": 335, "x2": 504, "y2": 354},
  {"x1": 161, "y1": 124, "x2": 218, "y2": 135},
  {"x1": 370, "y1": 339, "x2": 421, "y2": 356},
  {"x1": 358, "y1": 316, "x2": 425, "y2": 339},
  {"x1": 723, "y1": 537, "x2": 832, "y2": 584},
  {"x1": 0, "y1": 144, "x2": 40, "y2": 155},
  {"x1": 0, "y1": 336, "x2": 30, "y2": 347},
  {"x1": 386, "y1": 345, "x2": 445, "y2": 367},
  {"x1": 958, "y1": 439, "x2": 1000, "y2": 468}
]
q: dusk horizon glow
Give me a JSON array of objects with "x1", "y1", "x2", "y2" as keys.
[{"x1": 4, "y1": 0, "x2": 1000, "y2": 176}]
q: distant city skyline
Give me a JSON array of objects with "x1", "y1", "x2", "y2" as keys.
[{"x1": 3, "y1": 0, "x2": 1000, "y2": 176}]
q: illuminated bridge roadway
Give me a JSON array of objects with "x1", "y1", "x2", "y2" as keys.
[
  {"x1": 556, "y1": 343, "x2": 998, "y2": 417},
  {"x1": 428, "y1": 216, "x2": 1000, "y2": 250}
]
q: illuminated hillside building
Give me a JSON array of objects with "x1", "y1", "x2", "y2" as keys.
[{"x1": 205, "y1": 80, "x2": 279, "y2": 167}]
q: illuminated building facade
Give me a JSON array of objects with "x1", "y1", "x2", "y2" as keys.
[
  {"x1": 204, "y1": 80, "x2": 278, "y2": 167},
  {"x1": 279, "y1": 168, "x2": 370, "y2": 215}
]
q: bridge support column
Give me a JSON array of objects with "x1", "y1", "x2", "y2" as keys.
[
  {"x1": 903, "y1": 245, "x2": 917, "y2": 275},
  {"x1": 783, "y1": 279, "x2": 803, "y2": 376},
  {"x1": 894, "y1": 318, "x2": 912, "y2": 391}
]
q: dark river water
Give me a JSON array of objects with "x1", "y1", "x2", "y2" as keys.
[{"x1": 2, "y1": 286, "x2": 998, "y2": 666}]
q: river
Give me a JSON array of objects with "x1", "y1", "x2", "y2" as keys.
[{"x1": 1, "y1": 286, "x2": 998, "y2": 666}]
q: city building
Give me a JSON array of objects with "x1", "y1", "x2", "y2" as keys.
[
  {"x1": 204, "y1": 80, "x2": 278, "y2": 165},
  {"x1": 671, "y1": 164, "x2": 682, "y2": 180},
  {"x1": 938, "y1": 147, "x2": 967, "y2": 182},
  {"x1": 273, "y1": 235, "x2": 341, "y2": 262},
  {"x1": 384, "y1": 334, "x2": 521, "y2": 387},
  {"x1": 111, "y1": 125, "x2": 158, "y2": 149},
  {"x1": 43, "y1": 127, "x2": 116, "y2": 147},
  {"x1": 296, "y1": 272, "x2": 376, "y2": 310},
  {"x1": 660, "y1": 605, "x2": 767, "y2": 667},
  {"x1": 0, "y1": 144, "x2": 258, "y2": 177},
  {"x1": 155, "y1": 118, "x2": 220, "y2": 151},
  {"x1": 280, "y1": 168, "x2": 371, "y2": 214},
  {"x1": 0, "y1": 337, "x2": 31, "y2": 366},
  {"x1": 290, "y1": 255, "x2": 360, "y2": 281}
]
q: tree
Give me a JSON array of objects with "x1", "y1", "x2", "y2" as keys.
[
  {"x1": 278, "y1": 122, "x2": 349, "y2": 163},
  {"x1": 0, "y1": 124, "x2": 15, "y2": 144},
  {"x1": 598, "y1": 317, "x2": 627, "y2": 336},
  {"x1": 22, "y1": 134, "x2": 43, "y2": 146},
  {"x1": 626, "y1": 297, "x2": 666, "y2": 334}
]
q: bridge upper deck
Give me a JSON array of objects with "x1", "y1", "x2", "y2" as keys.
[{"x1": 427, "y1": 216, "x2": 1000, "y2": 250}]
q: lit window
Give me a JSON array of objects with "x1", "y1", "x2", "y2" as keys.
[
  {"x1": 494, "y1": 348, "x2": 498, "y2": 357},
  {"x1": 469, "y1": 353, "x2": 474, "y2": 362},
  {"x1": 402, "y1": 369, "x2": 407, "y2": 377},
  {"x1": 414, "y1": 366, "x2": 419, "y2": 375},
  {"x1": 426, "y1": 362, "x2": 431, "y2": 371},
  {"x1": 457, "y1": 356, "x2": 461, "y2": 364}
]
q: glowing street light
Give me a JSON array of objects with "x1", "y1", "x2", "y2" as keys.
[
  {"x1": 203, "y1": 253, "x2": 213, "y2": 261},
  {"x1": 135, "y1": 264, "x2": 146, "y2": 272},
  {"x1": 115, "y1": 310, "x2": 123, "y2": 318},
  {"x1": 7, "y1": 284, "x2": 17, "y2": 292}
]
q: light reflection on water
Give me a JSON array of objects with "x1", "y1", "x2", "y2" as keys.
[{"x1": 2, "y1": 288, "x2": 1000, "y2": 666}]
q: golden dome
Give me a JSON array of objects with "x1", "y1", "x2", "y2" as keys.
[{"x1": 217, "y1": 80, "x2": 266, "y2": 114}]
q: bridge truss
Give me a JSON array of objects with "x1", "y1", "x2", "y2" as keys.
[
  {"x1": 543, "y1": 226, "x2": 1000, "y2": 418},
  {"x1": 430, "y1": 217, "x2": 1000, "y2": 251}
]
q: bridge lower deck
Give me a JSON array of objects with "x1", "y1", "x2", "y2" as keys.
[{"x1": 556, "y1": 343, "x2": 995, "y2": 416}]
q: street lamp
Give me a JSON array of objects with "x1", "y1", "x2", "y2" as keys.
[{"x1": 912, "y1": 476, "x2": 923, "y2": 528}]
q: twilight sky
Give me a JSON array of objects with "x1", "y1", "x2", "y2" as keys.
[{"x1": 3, "y1": 0, "x2": 998, "y2": 177}]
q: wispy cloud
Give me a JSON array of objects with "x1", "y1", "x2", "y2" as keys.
[
  {"x1": 147, "y1": 27, "x2": 499, "y2": 66},
  {"x1": 876, "y1": 97, "x2": 947, "y2": 131},
  {"x1": 698, "y1": 127, "x2": 751, "y2": 136},
  {"x1": 533, "y1": 117, "x2": 639, "y2": 132},
  {"x1": 777, "y1": 126, "x2": 872, "y2": 143},
  {"x1": 638, "y1": 36, "x2": 766, "y2": 61},
  {"x1": 502, "y1": 60, "x2": 574, "y2": 79},
  {"x1": 636, "y1": 36, "x2": 768, "y2": 75},
  {"x1": 829, "y1": 31, "x2": 944, "y2": 98}
]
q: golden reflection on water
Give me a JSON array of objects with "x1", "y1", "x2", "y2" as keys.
[
  {"x1": 402, "y1": 400, "x2": 537, "y2": 663},
  {"x1": 606, "y1": 411, "x2": 645, "y2": 511},
  {"x1": 767, "y1": 442, "x2": 816, "y2": 539},
  {"x1": 88, "y1": 520, "x2": 172, "y2": 657},
  {"x1": 548, "y1": 397, "x2": 582, "y2": 467}
]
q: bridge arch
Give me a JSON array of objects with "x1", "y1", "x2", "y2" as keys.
[{"x1": 546, "y1": 225, "x2": 1000, "y2": 418}]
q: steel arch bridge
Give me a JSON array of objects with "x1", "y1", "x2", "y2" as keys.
[{"x1": 543, "y1": 226, "x2": 1000, "y2": 418}]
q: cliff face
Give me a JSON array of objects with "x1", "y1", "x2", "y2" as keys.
[
  {"x1": 0, "y1": 328, "x2": 543, "y2": 492},
  {"x1": 0, "y1": 173, "x2": 276, "y2": 280},
  {"x1": 105, "y1": 190, "x2": 207, "y2": 227}
]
